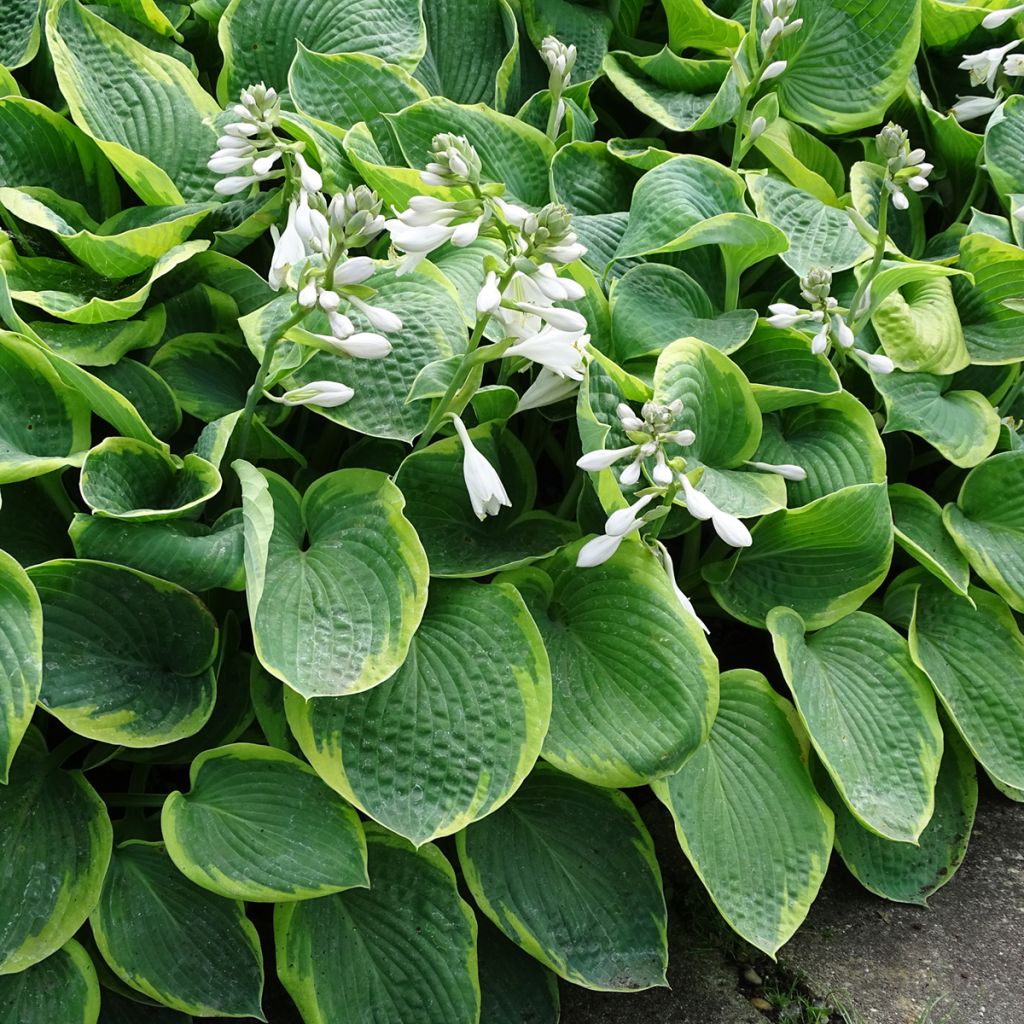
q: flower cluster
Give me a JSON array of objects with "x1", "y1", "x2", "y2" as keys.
[
  {"x1": 951, "y1": 12, "x2": 1024, "y2": 123},
  {"x1": 755, "y1": 0, "x2": 803, "y2": 81},
  {"x1": 539, "y1": 36, "x2": 577, "y2": 137},
  {"x1": 208, "y1": 83, "x2": 320, "y2": 198},
  {"x1": 875, "y1": 122, "x2": 932, "y2": 211}
]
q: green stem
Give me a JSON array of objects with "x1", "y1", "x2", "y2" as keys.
[
  {"x1": 235, "y1": 306, "x2": 310, "y2": 462},
  {"x1": 724, "y1": 260, "x2": 741, "y2": 312},
  {"x1": 102, "y1": 793, "x2": 167, "y2": 808},
  {"x1": 46, "y1": 735, "x2": 90, "y2": 770},
  {"x1": 849, "y1": 190, "x2": 889, "y2": 331},
  {"x1": 953, "y1": 162, "x2": 986, "y2": 226},
  {"x1": 545, "y1": 90, "x2": 562, "y2": 141},
  {"x1": 729, "y1": 93, "x2": 752, "y2": 172},
  {"x1": 556, "y1": 472, "x2": 584, "y2": 519},
  {"x1": 642, "y1": 482, "x2": 679, "y2": 544}
]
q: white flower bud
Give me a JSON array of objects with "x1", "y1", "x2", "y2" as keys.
[
  {"x1": 294, "y1": 151, "x2": 322, "y2": 193},
  {"x1": 619, "y1": 461, "x2": 642, "y2": 486},
  {"x1": 348, "y1": 296, "x2": 403, "y2": 333},
  {"x1": 811, "y1": 325, "x2": 829, "y2": 355},
  {"x1": 679, "y1": 474, "x2": 715, "y2": 521},
  {"x1": 576, "y1": 532, "x2": 625, "y2": 568},
  {"x1": 297, "y1": 282, "x2": 318, "y2": 309},
  {"x1": 333, "y1": 257, "x2": 376, "y2": 287},
  {"x1": 711, "y1": 509, "x2": 753, "y2": 548},
  {"x1": 748, "y1": 116, "x2": 768, "y2": 141},
  {"x1": 864, "y1": 351, "x2": 895, "y2": 374},
  {"x1": 983, "y1": 4, "x2": 1024, "y2": 28},
  {"x1": 330, "y1": 332, "x2": 392, "y2": 359},
  {"x1": 270, "y1": 380, "x2": 354, "y2": 408},
  {"x1": 577, "y1": 445, "x2": 640, "y2": 471},
  {"x1": 605, "y1": 494, "x2": 655, "y2": 536},
  {"x1": 891, "y1": 189, "x2": 910, "y2": 210},
  {"x1": 761, "y1": 60, "x2": 788, "y2": 81},
  {"x1": 477, "y1": 271, "x2": 503, "y2": 315},
  {"x1": 747, "y1": 460, "x2": 808, "y2": 481},
  {"x1": 452, "y1": 415, "x2": 511, "y2": 520}
]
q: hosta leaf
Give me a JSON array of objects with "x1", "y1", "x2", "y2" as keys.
[
  {"x1": 478, "y1": 921, "x2": 559, "y2": 1024},
  {"x1": 774, "y1": 0, "x2": 921, "y2": 133},
  {"x1": 732, "y1": 325, "x2": 842, "y2": 412},
  {"x1": 747, "y1": 172, "x2": 868, "y2": 275},
  {"x1": 943, "y1": 451, "x2": 1024, "y2": 613},
  {"x1": 92, "y1": 360, "x2": 181, "y2": 440},
  {"x1": 817, "y1": 725, "x2": 978, "y2": 905},
  {"x1": 416, "y1": 0, "x2": 519, "y2": 109},
  {"x1": 29, "y1": 559, "x2": 218, "y2": 746},
  {"x1": 0, "y1": 940, "x2": 100, "y2": 1024},
  {"x1": 871, "y1": 274, "x2": 969, "y2": 374},
  {"x1": 705, "y1": 483, "x2": 894, "y2": 629},
  {"x1": 162, "y1": 743, "x2": 368, "y2": 901},
  {"x1": 984, "y1": 93, "x2": 1024, "y2": 199},
  {"x1": 500, "y1": 541, "x2": 717, "y2": 787},
  {"x1": 275, "y1": 827, "x2": 479, "y2": 1024},
  {"x1": 653, "y1": 669, "x2": 833, "y2": 957},
  {"x1": 267, "y1": 265, "x2": 467, "y2": 443},
  {"x1": 753, "y1": 391, "x2": 886, "y2": 506},
  {"x1": 289, "y1": 46, "x2": 428, "y2": 129},
  {"x1": 0, "y1": 187, "x2": 211, "y2": 279},
  {"x1": 394, "y1": 423, "x2": 578, "y2": 577},
  {"x1": 91, "y1": 842, "x2": 264, "y2": 1019},
  {"x1": 601, "y1": 49, "x2": 738, "y2": 133},
  {"x1": 0, "y1": 732, "x2": 113, "y2": 974},
  {"x1": 0, "y1": 0, "x2": 41, "y2": 69},
  {"x1": 287, "y1": 579, "x2": 551, "y2": 845},
  {"x1": 150, "y1": 333, "x2": 255, "y2": 422},
  {"x1": 0, "y1": 96, "x2": 118, "y2": 221},
  {"x1": 769, "y1": 608, "x2": 942, "y2": 843},
  {"x1": 610, "y1": 263, "x2": 756, "y2": 361},
  {"x1": 751, "y1": 116, "x2": 846, "y2": 202},
  {"x1": 457, "y1": 764, "x2": 668, "y2": 992},
  {"x1": 652, "y1": 336, "x2": 762, "y2": 468},
  {"x1": 872, "y1": 367, "x2": 1000, "y2": 469},
  {"x1": 30, "y1": 310, "x2": 164, "y2": 367},
  {"x1": 850, "y1": 162, "x2": 923, "y2": 258},
  {"x1": 47, "y1": 0, "x2": 221, "y2": 204},
  {"x1": 0, "y1": 549, "x2": 41, "y2": 783},
  {"x1": 69, "y1": 510, "x2": 246, "y2": 592},
  {"x1": 955, "y1": 232, "x2": 1024, "y2": 365},
  {"x1": 387, "y1": 97, "x2": 554, "y2": 206},
  {"x1": 661, "y1": 0, "x2": 744, "y2": 53},
  {"x1": 1, "y1": 239, "x2": 208, "y2": 325},
  {"x1": 0, "y1": 333, "x2": 90, "y2": 483},
  {"x1": 80, "y1": 437, "x2": 221, "y2": 521},
  {"x1": 889, "y1": 483, "x2": 970, "y2": 597},
  {"x1": 910, "y1": 581, "x2": 1024, "y2": 791},
  {"x1": 236, "y1": 462, "x2": 428, "y2": 699},
  {"x1": 520, "y1": 0, "x2": 612, "y2": 81},
  {"x1": 218, "y1": 0, "x2": 425, "y2": 99}
]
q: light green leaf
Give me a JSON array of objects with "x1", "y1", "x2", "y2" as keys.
[
  {"x1": 653, "y1": 669, "x2": 833, "y2": 956},
  {"x1": 236, "y1": 462, "x2": 428, "y2": 699},
  {"x1": 0, "y1": 549, "x2": 41, "y2": 784},
  {"x1": 817, "y1": 725, "x2": 978, "y2": 905},
  {"x1": 162, "y1": 743, "x2": 368, "y2": 901},
  {"x1": 30, "y1": 310, "x2": 164, "y2": 367},
  {"x1": 943, "y1": 451, "x2": 1024, "y2": 613},
  {"x1": 0, "y1": 731, "x2": 113, "y2": 974},
  {"x1": 661, "y1": 0, "x2": 744, "y2": 54},
  {"x1": 872, "y1": 367, "x2": 1000, "y2": 468},
  {"x1": 394, "y1": 422, "x2": 578, "y2": 576},
  {"x1": 910, "y1": 581, "x2": 1024, "y2": 791},
  {"x1": 275, "y1": 827, "x2": 480, "y2": 1024},
  {"x1": 0, "y1": 0, "x2": 42, "y2": 69},
  {"x1": 47, "y1": 0, "x2": 221, "y2": 203},
  {"x1": 774, "y1": 0, "x2": 921, "y2": 133},
  {"x1": 0, "y1": 332, "x2": 91, "y2": 483},
  {"x1": 218, "y1": 0, "x2": 426, "y2": 99},
  {"x1": 753, "y1": 391, "x2": 886, "y2": 506},
  {"x1": 732, "y1": 325, "x2": 842, "y2": 412},
  {"x1": 769, "y1": 608, "x2": 942, "y2": 843},
  {"x1": 610, "y1": 263, "x2": 757, "y2": 361},
  {"x1": 705, "y1": 483, "x2": 894, "y2": 629},
  {"x1": 985, "y1": 93, "x2": 1024, "y2": 199},
  {"x1": 458, "y1": 764, "x2": 668, "y2": 992},
  {"x1": 287, "y1": 579, "x2": 551, "y2": 844},
  {"x1": 521, "y1": 0, "x2": 611, "y2": 81},
  {"x1": 751, "y1": 116, "x2": 846, "y2": 202},
  {"x1": 0, "y1": 940, "x2": 100, "y2": 1024},
  {"x1": 955, "y1": 232, "x2": 1024, "y2": 364},
  {"x1": 29, "y1": 559, "x2": 218, "y2": 746},
  {"x1": 387, "y1": 97, "x2": 554, "y2": 206},
  {"x1": 500, "y1": 540, "x2": 717, "y2": 787},
  {"x1": 889, "y1": 483, "x2": 971, "y2": 597},
  {"x1": 91, "y1": 842, "x2": 264, "y2": 1019}
]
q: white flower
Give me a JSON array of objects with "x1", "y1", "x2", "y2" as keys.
[
  {"x1": 507, "y1": 301, "x2": 587, "y2": 333},
  {"x1": 504, "y1": 326, "x2": 589, "y2": 380},
  {"x1": 516, "y1": 367, "x2": 580, "y2": 412},
  {"x1": 294, "y1": 151, "x2": 323, "y2": 193},
  {"x1": 452, "y1": 415, "x2": 511, "y2": 520},
  {"x1": 680, "y1": 474, "x2": 752, "y2": 547},
  {"x1": 983, "y1": 4, "x2": 1024, "y2": 28},
  {"x1": 268, "y1": 199, "x2": 306, "y2": 290},
  {"x1": 863, "y1": 351, "x2": 895, "y2": 374},
  {"x1": 761, "y1": 60, "x2": 788, "y2": 81},
  {"x1": 811, "y1": 324, "x2": 829, "y2": 355},
  {"x1": 767, "y1": 302, "x2": 813, "y2": 329},
  {"x1": 540, "y1": 36, "x2": 576, "y2": 92},
  {"x1": 950, "y1": 93, "x2": 1003, "y2": 122},
  {"x1": 652, "y1": 540, "x2": 709, "y2": 634},
  {"x1": 891, "y1": 189, "x2": 910, "y2": 211},
  {"x1": 747, "y1": 460, "x2": 807, "y2": 480},
  {"x1": 269, "y1": 380, "x2": 354, "y2": 407},
  {"x1": 748, "y1": 115, "x2": 768, "y2": 141},
  {"x1": 215, "y1": 173, "x2": 269, "y2": 196},
  {"x1": 308, "y1": 331, "x2": 392, "y2": 359},
  {"x1": 575, "y1": 495, "x2": 652, "y2": 568},
  {"x1": 605, "y1": 493, "x2": 655, "y2": 536},
  {"x1": 346, "y1": 296, "x2": 403, "y2": 333},
  {"x1": 1005, "y1": 53, "x2": 1024, "y2": 76},
  {"x1": 385, "y1": 197, "x2": 487, "y2": 275},
  {"x1": 333, "y1": 257, "x2": 376, "y2": 287},
  {"x1": 960, "y1": 39, "x2": 1022, "y2": 90},
  {"x1": 833, "y1": 314, "x2": 855, "y2": 349},
  {"x1": 577, "y1": 444, "x2": 642, "y2": 472},
  {"x1": 477, "y1": 271, "x2": 503, "y2": 315},
  {"x1": 576, "y1": 532, "x2": 628, "y2": 568},
  {"x1": 679, "y1": 474, "x2": 716, "y2": 521}
]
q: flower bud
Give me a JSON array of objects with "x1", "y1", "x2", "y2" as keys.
[
  {"x1": 423, "y1": 133, "x2": 482, "y2": 186},
  {"x1": 761, "y1": 60, "x2": 788, "y2": 81}
]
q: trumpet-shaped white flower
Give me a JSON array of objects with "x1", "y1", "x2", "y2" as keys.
[
  {"x1": 505, "y1": 325, "x2": 590, "y2": 380},
  {"x1": 679, "y1": 474, "x2": 752, "y2": 547},
  {"x1": 761, "y1": 59, "x2": 788, "y2": 80},
  {"x1": 960, "y1": 39, "x2": 1021, "y2": 91},
  {"x1": 950, "y1": 93, "x2": 1002, "y2": 122},
  {"x1": 452, "y1": 415, "x2": 511, "y2": 520},
  {"x1": 268, "y1": 199, "x2": 306, "y2": 290},
  {"x1": 515, "y1": 367, "x2": 581, "y2": 412},
  {"x1": 576, "y1": 495, "x2": 653, "y2": 567},
  {"x1": 861, "y1": 350, "x2": 895, "y2": 374},
  {"x1": 385, "y1": 196, "x2": 488, "y2": 276},
  {"x1": 652, "y1": 539, "x2": 709, "y2": 634},
  {"x1": 747, "y1": 460, "x2": 807, "y2": 481},
  {"x1": 477, "y1": 271, "x2": 503, "y2": 315},
  {"x1": 1004, "y1": 53, "x2": 1024, "y2": 76},
  {"x1": 268, "y1": 380, "x2": 354, "y2": 407},
  {"x1": 983, "y1": 4, "x2": 1024, "y2": 28}
]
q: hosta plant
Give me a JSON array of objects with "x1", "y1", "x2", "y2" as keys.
[{"x1": 2, "y1": 0, "x2": 1024, "y2": 1021}]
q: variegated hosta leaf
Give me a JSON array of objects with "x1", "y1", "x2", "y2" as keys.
[
  {"x1": 91, "y1": 842, "x2": 264, "y2": 1018},
  {"x1": 457, "y1": 764, "x2": 669, "y2": 992},
  {"x1": 162, "y1": 743, "x2": 368, "y2": 901},
  {"x1": 236, "y1": 462, "x2": 428, "y2": 699},
  {"x1": 275, "y1": 827, "x2": 480, "y2": 1024},
  {"x1": 499, "y1": 541, "x2": 717, "y2": 787},
  {"x1": 0, "y1": 731, "x2": 113, "y2": 974},
  {"x1": 286, "y1": 579, "x2": 551, "y2": 845},
  {"x1": 0, "y1": 940, "x2": 100, "y2": 1024},
  {"x1": 769, "y1": 608, "x2": 943, "y2": 843},
  {"x1": 28, "y1": 559, "x2": 218, "y2": 746},
  {"x1": 0, "y1": 548, "x2": 41, "y2": 783},
  {"x1": 477, "y1": 920, "x2": 560, "y2": 1024},
  {"x1": 732, "y1": 325, "x2": 842, "y2": 412},
  {"x1": 889, "y1": 483, "x2": 971, "y2": 598},
  {"x1": 654, "y1": 669, "x2": 834, "y2": 956}
]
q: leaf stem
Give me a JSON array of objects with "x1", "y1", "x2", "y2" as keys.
[{"x1": 849, "y1": 189, "x2": 889, "y2": 330}]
